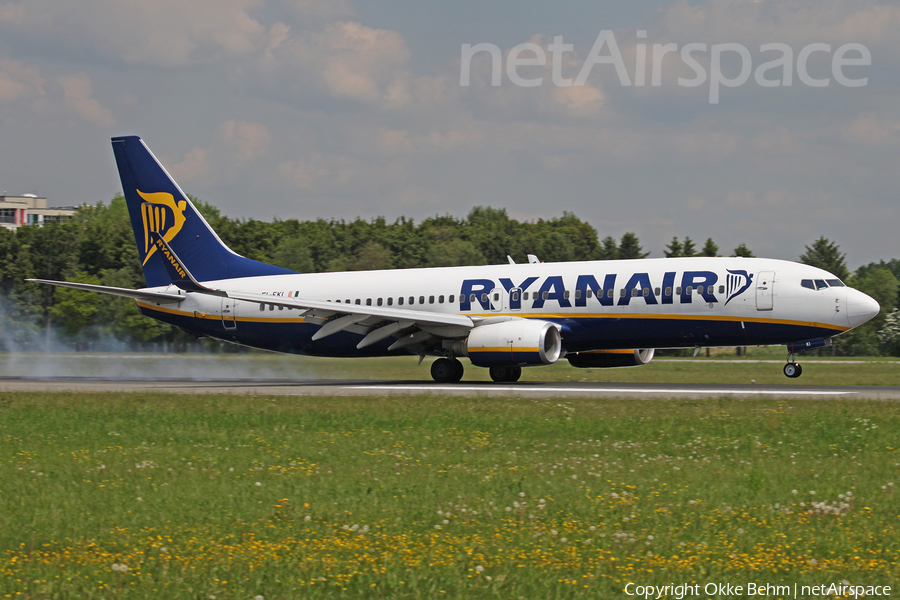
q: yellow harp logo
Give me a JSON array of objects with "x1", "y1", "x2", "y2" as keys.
[{"x1": 138, "y1": 190, "x2": 187, "y2": 266}]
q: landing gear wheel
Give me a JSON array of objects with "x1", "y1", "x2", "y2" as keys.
[
  {"x1": 489, "y1": 366, "x2": 522, "y2": 383},
  {"x1": 450, "y1": 358, "x2": 465, "y2": 382},
  {"x1": 783, "y1": 362, "x2": 802, "y2": 378},
  {"x1": 431, "y1": 358, "x2": 463, "y2": 383}
]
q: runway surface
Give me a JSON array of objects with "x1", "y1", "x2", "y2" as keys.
[{"x1": 2, "y1": 376, "x2": 900, "y2": 399}]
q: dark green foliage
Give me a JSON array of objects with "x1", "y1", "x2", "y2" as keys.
[
  {"x1": 701, "y1": 237, "x2": 719, "y2": 257},
  {"x1": 732, "y1": 243, "x2": 755, "y2": 258},
  {"x1": 799, "y1": 236, "x2": 849, "y2": 281},
  {"x1": 617, "y1": 232, "x2": 649, "y2": 259}
]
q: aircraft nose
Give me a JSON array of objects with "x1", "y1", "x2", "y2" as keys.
[{"x1": 846, "y1": 289, "x2": 880, "y2": 328}]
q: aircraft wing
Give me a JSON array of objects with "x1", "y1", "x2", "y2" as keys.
[
  {"x1": 26, "y1": 279, "x2": 185, "y2": 303},
  {"x1": 225, "y1": 290, "x2": 476, "y2": 349}
]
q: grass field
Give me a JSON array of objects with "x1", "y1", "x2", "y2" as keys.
[{"x1": 1, "y1": 392, "x2": 898, "y2": 598}]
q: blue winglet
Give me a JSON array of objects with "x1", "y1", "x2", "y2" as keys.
[{"x1": 111, "y1": 136, "x2": 295, "y2": 287}]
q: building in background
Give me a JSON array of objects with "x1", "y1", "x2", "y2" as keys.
[{"x1": 0, "y1": 194, "x2": 76, "y2": 230}]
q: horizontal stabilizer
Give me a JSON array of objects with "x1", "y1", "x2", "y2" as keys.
[{"x1": 26, "y1": 279, "x2": 184, "y2": 302}]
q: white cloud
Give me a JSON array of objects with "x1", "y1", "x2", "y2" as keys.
[
  {"x1": 166, "y1": 147, "x2": 210, "y2": 185},
  {"x1": 0, "y1": 0, "x2": 266, "y2": 67},
  {"x1": 57, "y1": 73, "x2": 114, "y2": 127},
  {"x1": 0, "y1": 60, "x2": 114, "y2": 127},
  {"x1": 218, "y1": 120, "x2": 271, "y2": 165},
  {"x1": 262, "y1": 20, "x2": 412, "y2": 106}
]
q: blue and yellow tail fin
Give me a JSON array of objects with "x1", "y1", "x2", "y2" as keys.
[{"x1": 112, "y1": 136, "x2": 294, "y2": 287}]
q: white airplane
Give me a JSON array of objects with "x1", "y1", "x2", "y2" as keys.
[{"x1": 29, "y1": 136, "x2": 880, "y2": 382}]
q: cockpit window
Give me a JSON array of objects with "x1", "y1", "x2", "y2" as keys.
[{"x1": 802, "y1": 279, "x2": 835, "y2": 290}]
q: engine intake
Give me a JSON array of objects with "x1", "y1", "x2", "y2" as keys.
[
  {"x1": 458, "y1": 320, "x2": 562, "y2": 367},
  {"x1": 567, "y1": 348, "x2": 655, "y2": 369}
]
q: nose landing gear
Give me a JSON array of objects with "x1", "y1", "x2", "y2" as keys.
[{"x1": 783, "y1": 351, "x2": 803, "y2": 378}]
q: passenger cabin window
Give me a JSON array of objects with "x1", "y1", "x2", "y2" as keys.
[
  {"x1": 377, "y1": 298, "x2": 383, "y2": 306},
  {"x1": 398, "y1": 297, "x2": 404, "y2": 305},
  {"x1": 675, "y1": 287, "x2": 682, "y2": 295},
  {"x1": 523, "y1": 292, "x2": 529, "y2": 300},
  {"x1": 586, "y1": 289, "x2": 592, "y2": 299},
  {"x1": 642, "y1": 288, "x2": 650, "y2": 297},
  {"x1": 419, "y1": 296, "x2": 425, "y2": 304},
  {"x1": 269, "y1": 304, "x2": 275, "y2": 311},
  {"x1": 718, "y1": 285, "x2": 725, "y2": 294},
  {"x1": 620, "y1": 289, "x2": 626, "y2": 298},
  {"x1": 429, "y1": 295, "x2": 435, "y2": 304},
  {"x1": 345, "y1": 299, "x2": 350, "y2": 304},
  {"x1": 563, "y1": 290, "x2": 570, "y2": 299},
  {"x1": 355, "y1": 299, "x2": 361, "y2": 305},
  {"x1": 654, "y1": 287, "x2": 660, "y2": 296},
  {"x1": 449, "y1": 295, "x2": 455, "y2": 303},
  {"x1": 469, "y1": 294, "x2": 476, "y2": 303},
  {"x1": 575, "y1": 289, "x2": 582, "y2": 300},
  {"x1": 366, "y1": 298, "x2": 372, "y2": 306},
  {"x1": 481, "y1": 293, "x2": 489, "y2": 302},
  {"x1": 409, "y1": 296, "x2": 414, "y2": 305},
  {"x1": 631, "y1": 288, "x2": 639, "y2": 297},
  {"x1": 511, "y1": 291, "x2": 519, "y2": 302},
  {"x1": 542, "y1": 291, "x2": 550, "y2": 300},
  {"x1": 438, "y1": 295, "x2": 444, "y2": 304},
  {"x1": 607, "y1": 289, "x2": 614, "y2": 298},
  {"x1": 259, "y1": 303, "x2": 265, "y2": 312},
  {"x1": 665, "y1": 287, "x2": 672, "y2": 296},
  {"x1": 387, "y1": 297, "x2": 393, "y2": 306},
  {"x1": 493, "y1": 293, "x2": 499, "y2": 301}
]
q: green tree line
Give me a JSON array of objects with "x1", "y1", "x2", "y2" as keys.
[{"x1": 0, "y1": 196, "x2": 897, "y2": 355}]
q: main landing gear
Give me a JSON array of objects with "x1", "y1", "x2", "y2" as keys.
[
  {"x1": 489, "y1": 366, "x2": 521, "y2": 383},
  {"x1": 431, "y1": 357, "x2": 464, "y2": 383},
  {"x1": 783, "y1": 351, "x2": 803, "y2": 378}
]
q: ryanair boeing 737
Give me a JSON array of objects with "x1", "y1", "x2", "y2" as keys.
[{"x1": 29, "y1": 136, "x2": 880, "y2": 382}]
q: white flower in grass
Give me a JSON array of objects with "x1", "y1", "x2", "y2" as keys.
[
  {"x1": 255, "y1": 482, "x2": 262, "y2": 487},
  {"x1": 475, "y1": 565, "x2": 484, "y2": 572}
]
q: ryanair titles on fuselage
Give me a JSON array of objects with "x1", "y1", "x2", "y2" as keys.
[{"x1": 458, "y1": 269, "x2": 754, "y2": 312}]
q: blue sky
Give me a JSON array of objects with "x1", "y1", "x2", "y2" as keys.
[{"x1": 0, "y1": 0, "x2": 897, "y2": 267}]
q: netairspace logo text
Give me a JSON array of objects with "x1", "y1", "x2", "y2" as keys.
[{"x1": 460, "y1": 30, "x2": 872, "y2": 104}]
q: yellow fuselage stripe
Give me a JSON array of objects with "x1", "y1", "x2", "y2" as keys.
[{"x1": 469, "y1": 347, "x2": 539, "y2": 353}]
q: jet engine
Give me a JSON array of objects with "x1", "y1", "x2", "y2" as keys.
[
  {"x1": 454, "y1": 320, "x2": 562, "y2": 367},
  {"x1": 566, "y1": 348, "x2": 655, "y2": 369}
]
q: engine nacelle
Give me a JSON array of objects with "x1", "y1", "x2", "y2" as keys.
[
  {"x1": 567, "y1": 348, "x2": 655, "y2": 369},
  {"x1": 458, "y1": 320, "x2": 562, "y2": 367}
]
